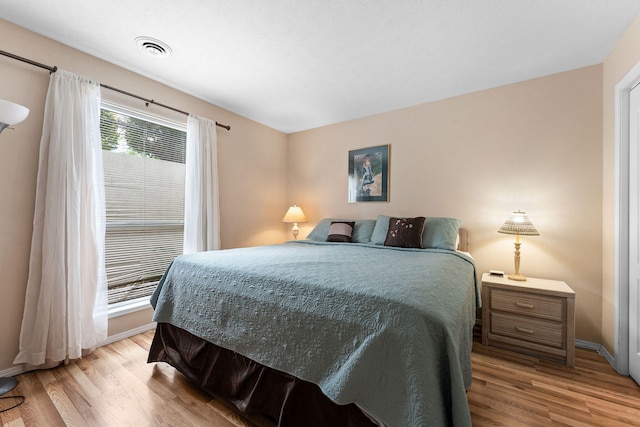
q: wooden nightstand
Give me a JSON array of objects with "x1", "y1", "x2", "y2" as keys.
[{"x1": 481, "y1": 272, "x2": 575, "y2": 367}]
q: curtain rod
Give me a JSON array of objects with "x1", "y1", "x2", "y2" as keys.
[{"x1": 0, "y1": 48, "x2": 231, "y2": 131}]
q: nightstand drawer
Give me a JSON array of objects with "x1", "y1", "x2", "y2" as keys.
[
  {"x1": 490, "y1": 311, "x2": 564, "y2": 347},
  {"x1": 490, "y1": 288, "x2": 564, "y2": 322}
]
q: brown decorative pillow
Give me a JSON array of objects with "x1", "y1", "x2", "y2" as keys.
[
  {"x1": 383, "y1": 217, "x2": 426, "y2": 248},
  {"x1": 326, "y1": 221, "x2": 356, "y2": 242}
]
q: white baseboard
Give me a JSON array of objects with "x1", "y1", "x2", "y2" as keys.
[
  {"x1": 101, "y1": 322, "x2": 156, "y2": 346},
  {"x1": 575, "y1": 339, "x2": 616, "y2": 368},
  {"x1": 0, "y1": 322, "x2": 156, "y2": 378},
  {"x1": 0, "y1": 364, "x2": 26, "y2": 378},
  {"x1": 599, "y1": 346, "x2": 616, "y2": 367},
  {"x1": 575, "y1": 339, "x2": 600, "y2": 351}
]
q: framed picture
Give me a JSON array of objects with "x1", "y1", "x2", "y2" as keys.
[{"x1": 348, "y1": 144, "x2": 389, "y2": 202}]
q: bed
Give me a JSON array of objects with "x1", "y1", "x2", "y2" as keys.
[{"x1": 148, "y1": 216, "x2": 479, "y2": 427}]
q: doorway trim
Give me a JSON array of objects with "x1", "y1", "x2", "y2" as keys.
[{"x1": 614, "y1": 60, "x2": 640, "y2": 375}]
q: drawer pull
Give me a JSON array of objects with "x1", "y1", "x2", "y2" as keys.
[
  {"x1": 515, "y1": 326, "x2": 534, "y2": 334},
  {"x1": 515, "y1": 302, "x2": 534, "y2": 309}
]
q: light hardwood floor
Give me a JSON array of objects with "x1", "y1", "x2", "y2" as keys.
[{"x1": 1, "y1": 330, "x2": 640, "y2": 426}]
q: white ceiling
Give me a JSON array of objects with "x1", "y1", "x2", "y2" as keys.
[{"x1": 2, "y1": 1, "x2": 640, "y2": 134}]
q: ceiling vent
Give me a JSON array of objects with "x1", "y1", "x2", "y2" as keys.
[{"x1": 134, "y1": 36, "x2": 172, "y2": 58}]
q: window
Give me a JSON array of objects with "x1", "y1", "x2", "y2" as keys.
[{"x1": 100, "y1": 102, "x2": 186, "y2": 305}]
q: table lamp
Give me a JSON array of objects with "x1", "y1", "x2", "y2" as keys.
[
  {"x1": 282, "y1": 204, "x2": 307, "y2": 239},
  {"x1": 498, "y1": 210, "x2": 539, "y2": 281}
]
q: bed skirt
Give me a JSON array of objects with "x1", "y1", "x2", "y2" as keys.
[{"x1": 148, "y1": 323, "x2": 377, "y2": 427}]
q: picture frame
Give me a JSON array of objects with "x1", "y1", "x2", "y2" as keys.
[{"x1": 348, "y1": 144, "x2": 389, "y2": 203}]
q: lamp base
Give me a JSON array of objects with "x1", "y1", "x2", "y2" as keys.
[
  {"x1": 508, "y1": 273, "x2": 527, "y2": 281},
  {"x1": 0, "y1": 377, "x2": 17, "y2": 396}
]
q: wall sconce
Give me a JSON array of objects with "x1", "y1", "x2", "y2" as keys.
[
  {"x1": 498, "y1": 210, "x2": 539, "y2": 281},
  {"x1": 0, "y1": 99, "x2": 30, "y2": 134},
  {"x1": 282, "y1": 204, "x2": 307, "y2": 239}
]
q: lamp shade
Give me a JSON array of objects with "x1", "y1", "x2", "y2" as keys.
[
  {"x1": 498, "y1": 210, "x2": 539, "y2": 236},
  {"x1": 0, "y1": 99, "x2": 29, "y2": 126},
  {"x1": 282, "y1": 204, "x2": 307, "y2": 223}
]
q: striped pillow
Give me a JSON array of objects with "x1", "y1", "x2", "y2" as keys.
[{"x1": 326, "y1": 221, "x2": 356, "y2": 243}]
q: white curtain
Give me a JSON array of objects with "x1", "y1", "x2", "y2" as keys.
[
  {"x1": 14, "y1": 69, "x2": 108, "y2": 366},
  {"x1": 184, "y1": 115, "x2": 221, "y2": 253}
]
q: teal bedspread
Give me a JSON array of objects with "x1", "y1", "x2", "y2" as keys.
[{"x1": 151, "y1": 241, "x2": 479, "y2": 427}]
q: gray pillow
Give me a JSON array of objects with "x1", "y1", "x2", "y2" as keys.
[
  {"x1": 422, "y1": 217, "x2": 461, "y2": 250},
  {"x1": 371, "y1": 215, "x2": 391, "y2": 245},
  {"x1": 352, "y1": 219, "x2": 376, "y2": 243},
  {"x1": 306, "y1": 218, "x2": 333, "y2": 241}
]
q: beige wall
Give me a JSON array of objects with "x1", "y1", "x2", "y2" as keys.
[
  {"x1": 0, "y1": 19, "x2": 288, "y2": 372},
  {"x1": 602, "y1": 14, "x2": 640, "y2": 355},
  {"x1": 288, "y1": 65, "x2": 604, "y2": 343}
]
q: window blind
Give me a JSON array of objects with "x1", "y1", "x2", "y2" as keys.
[{"x1": 100, "y1": 104, "x2": 186, "y2": 305}]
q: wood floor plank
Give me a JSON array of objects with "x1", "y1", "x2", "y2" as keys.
[
  {"x1": 37, "y1": 371, "x2": 89, "y2": 426},
  {"x1": 467, "y1": 382, "x2": 551, "y2": 421},
  {"x1": 3, "y1": 331, "x2": 640, "y2": 426},
  {"x1": 83, "y1": 347, "x2": 159, "y2": 426},
  {"x1": 584, "y1": 398, "x2": 640, "y2": 426},
  {"x1": 468, "y1": 342, "x2": 640, "y2": 426},
  {"x1": 471, "y1": 369, "x2": 593, "y2": 416},
  {"x1": 8, "y1": 372, "x2": 65, "y2": 427},
  {"x1": 467, "y1": 394, "x2": 552, "y2": 426},
  {"x1": 166, "y1": 395, "x2": 238, "y2": 427},
  {"x1": 95, "y1": 345, "x2": 175, "y2": 426}
]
